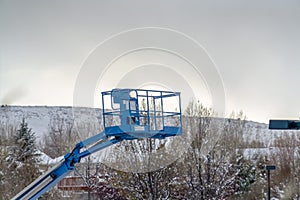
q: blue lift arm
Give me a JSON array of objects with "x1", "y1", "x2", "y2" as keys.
[
  {"x1": 12, "y1": 132, "x2": 123, "y2": 200},
  {"x1": 12, "y1": 88, "x2": 182, "y2": 199}
]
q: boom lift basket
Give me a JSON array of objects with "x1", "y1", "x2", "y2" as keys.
[
  {"x1": 102, "y1": 88, "x2": 182, "y2": 139},
  {"x1": 12, "y1": 88, "x2": 183, "y2": 199}
]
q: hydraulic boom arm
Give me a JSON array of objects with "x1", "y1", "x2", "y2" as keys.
[
  {"x1": 12, "y1": 132, "x2": 123, "y2": 200},
  {"x1": 12, "y1": 88, "x2": 182, "y2": 199}
]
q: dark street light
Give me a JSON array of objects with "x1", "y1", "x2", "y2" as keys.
[
  {"x1": 266, "y1": 165, "x2": 276, "y2": 200},
  {"x1": 269, "y1": 120, "x2": 300, "y2": 130},
  {"x1": 268, "y1": 118, "x2": 299, "y2": 199}
]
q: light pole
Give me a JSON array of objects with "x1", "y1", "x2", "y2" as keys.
[
  {"x1": 266, "y1": 165, "x2": 276, "y2": 200},
  {"x1": 268, "y1": 119, "x2": 299, "y2": 199}
]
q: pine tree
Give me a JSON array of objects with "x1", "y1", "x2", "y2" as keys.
[
  {"x1": 5, "y1": 118, "x2": 41, "y2": 198},
  {"x1": 14, "y1": 118, "x2": 37, "y2": 162}
]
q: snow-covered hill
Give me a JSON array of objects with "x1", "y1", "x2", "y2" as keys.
[
  {"x1": 0, "y1": 105, "x2": 294, "y2": 147},
  {"x1": 0, "y1": 105, "x2": 102, "y2": 141}
]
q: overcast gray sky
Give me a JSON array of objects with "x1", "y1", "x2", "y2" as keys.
[{"x1": 1, "y1": 0, "x2": 300, "y2": 123}]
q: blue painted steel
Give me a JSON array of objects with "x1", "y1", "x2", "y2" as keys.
[
  {"x1": 29, "y1": 162, "x2": 71, "y2": 199},
  {"x1": 12, "y1": 132, "x2": 122, "y2": 200},
  {"x1": 102, "y1": 88, "x2": 182, "y2": 139},
  {"x1": 81, "y1": 131, "x2": 107, "y2": 146},
  {"x1": 13, "y1": 88, "x2": 182, "y2": 199}
]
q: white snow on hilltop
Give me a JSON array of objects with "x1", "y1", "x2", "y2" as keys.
[
  {"x1": 1, "y1": 105, "x2": 296, "y2": 146},
  {"x1": 0, "y1": 106, "x2": 102, "y2": 141}
]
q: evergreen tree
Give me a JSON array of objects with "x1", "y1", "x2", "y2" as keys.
[
  {"x1": 5, "y1": 118, "x2": 41, "y2": 198},
  {"x1": 13, "y1": 118, "x2": 37, "y2": 162}
]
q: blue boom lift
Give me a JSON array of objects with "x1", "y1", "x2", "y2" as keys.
[{"x1": 12, "y1": 88, "x2": 182, "y2": 200}]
